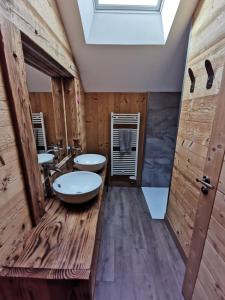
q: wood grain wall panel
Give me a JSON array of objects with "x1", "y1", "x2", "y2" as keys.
[
  {"x1": 29, "y1": 92, "x2": 57, "y2": 146},
  {"x1": 63, "y1": 78, "x2": 87, "y2": 152},
  {"x1": 51, "y1": 78, "x2": 67, "y2": 151},
  {"x1": 85, "y1": 93, "x2": 147, "y2": 185},
  {"x1": 29, "y1": 78, "x2": 87, "y2": 154},
  {"x1": 0, "y1": 64, "x2": 32, "y2": 266},
  {"x1": 167, "y1": 0, "x2": 225, "y2": 259},
  {"x1": 75, "y1": 79, "x2": 87, "y2": 152},
  {"x1": 192, "y1": 157, "x2": 225, "y2": 299},
  {"x1": 0, "y1": 19, "x2": 45, "y2": 225},
  {"x1": 63, "y1": 79, "x2": 78, "y2": 147},
  {"x1": 0, "y1": 0, "x2": 78, "y2": 77}
]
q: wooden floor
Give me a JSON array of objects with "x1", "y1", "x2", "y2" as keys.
[{"x1": 95, "y1": 187, "x2": 185, "y2": 300}]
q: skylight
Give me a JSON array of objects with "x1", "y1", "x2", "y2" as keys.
[
  {"x1": 78, "y1": 0, "x2": 181, "y2": 45},
  {"x1": 95, "y1": 0, "x2": 163, "y2": 11}
]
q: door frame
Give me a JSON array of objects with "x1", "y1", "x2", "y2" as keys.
[{"x1": 183, "y1": 67, "x2": 225, "y2": 299}]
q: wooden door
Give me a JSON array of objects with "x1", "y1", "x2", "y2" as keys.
[
  {"x1": 167, "y1": 0, "x2": 225, "y2": 298},
  {"x1": 192, "y1": 157, "x2": 225, "y2": 299},
  {"x1": 182, "y1": 66, "x2": 225, "y2": 299},
  {"x1": 167, "y1": 0, "x2": 225, "y2": 260}
]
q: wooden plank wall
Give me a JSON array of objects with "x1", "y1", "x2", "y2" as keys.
[
  {"x1": 29, "y1": 92, "x2": 57, "y2": 146},
  {"x1": 51, "y1": 78, "x2": 68, "y2": 151},
  {"x1": 85, "y1": 93, "x2": 147, "y2": 185},
  {"x1": 64, "y1": 78, "x2": 87, "y2": 152},
  {"x1": 77, "y1": 80, "x2": 87, "y2": 152},
  {"x1": 0, "y1": 0, "x2": 81, "y2": 267},
  {"x1": 192, "y1": 155, "x2": 225, "y2": 299},
  {"x1": 0, "y1": 64, "x2": 32, "y2": 266},
  {"x1": 0, "y1": 0, "x2": 77, "y2": 77},
  {"x1": 30, "y1": 78, "x2": 87, "y2": 153},
  {"x1": 167, "y1": 0, "x2": 225, "y2": 259}
]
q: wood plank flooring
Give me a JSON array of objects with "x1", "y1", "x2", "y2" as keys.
[{"x1": 95, "y1": 187, "x2": 185, "y2": 300}]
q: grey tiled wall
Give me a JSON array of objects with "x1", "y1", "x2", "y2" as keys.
[{"x1": 142, "y1": 93, "x2": 181, "y2": 187}]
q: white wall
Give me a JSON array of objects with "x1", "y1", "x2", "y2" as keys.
[
  {"x1": 25, "y1": 64, "x2": 51, "y2": 92},
  {"x1": 56, "y1": 0, "x2": 198, "y2": 92}
]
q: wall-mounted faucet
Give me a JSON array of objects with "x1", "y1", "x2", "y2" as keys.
[
  {"x1": 42, "y1": 163, "x2": 63, "y2": 199},
  {"x1": 47, "y1": 145, "x2": 60, "y2": 159},
  {"x1": 67, "y1": 145, "x2": 82, "y2": 156}
]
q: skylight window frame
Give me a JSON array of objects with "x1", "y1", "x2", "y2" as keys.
[{"x1": 94, "y1": 0, "x2": 163, "y2": 12}]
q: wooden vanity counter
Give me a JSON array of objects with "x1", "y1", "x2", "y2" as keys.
[{"x1": 0, "y1": 165, "x2": 107, "y2": 300}]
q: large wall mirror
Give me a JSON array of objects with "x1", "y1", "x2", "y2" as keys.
[{"x1": 25, "y1": 65, "x2": 68, "y2": 162}]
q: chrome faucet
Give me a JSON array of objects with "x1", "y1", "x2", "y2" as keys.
[
  {"x1": 42, "y1": 163, "x2": 63, "y2": 198},
  {"x1": 47, "y1": 145, "x2": 60, "y2": 159},
  {"x1": 67, "y1": 145, "x2": 82, "y2": 156}
]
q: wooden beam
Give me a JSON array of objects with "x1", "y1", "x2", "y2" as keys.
[
  {"x1": 63, "y1": 78, "x2": 79, "y2": 146},
  {"x1": 0, "y1": 0, "x2": 78, "y2": 77},
  {"x1": 22, "y1": 33, "x2": 72, "y2": 78},
  {"x1": 182, "y1": 66, "x2": 225, "y2": 300},
  {"x1": 0, "y1": 19, "x2": 45, "y2": 225},
  {"x1": 51, "y1": 78, "x2": 67, "y2": 156},
  {"x1": 61, "y1": 79, "x2": 69, "y2": 150}
]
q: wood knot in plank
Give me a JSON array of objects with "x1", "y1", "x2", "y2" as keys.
[
  {"x1": 0, "y1": 155, "x2": 5, "y2": 166},
  {"x1": 0, "y1": 176, "x2": 10, "y2": 191},
  {"x1": 12, "y1": 51, "x2": 17, "y2": 59}
]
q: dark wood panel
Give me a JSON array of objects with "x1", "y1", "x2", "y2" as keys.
[{"x1": 0, "y1": 277, "x2": 91, "y2": 300}]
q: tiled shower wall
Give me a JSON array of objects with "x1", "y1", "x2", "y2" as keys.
[{"x1": 142, "y1": 92, "x2": 181, "y2": 187}]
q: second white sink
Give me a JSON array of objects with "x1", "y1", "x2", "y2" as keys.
[
  {"x1": 74, "y1": 154, "x2": 106, "y2": 172},
  {"x1": 38, "y1": 153, "x2": 54, "y2": 165},
  {"x1": 53, "y1": 171, "x2": 102, "y2": 204}
]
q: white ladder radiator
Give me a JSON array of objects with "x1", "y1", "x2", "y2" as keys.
[
  {"x1": 111, "y1": 113, "x2": 140, "y2": 179},
  {"x1": 32, "y1": 112, "x2": 47, "y2": 152}
]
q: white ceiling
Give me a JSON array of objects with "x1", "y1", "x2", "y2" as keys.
[
  {"x1": 56, "y1": 0, "x2": 199, "y2": 92},
  {"x1": 28, "y1": 0, "x2": 198, "y2": 93}
]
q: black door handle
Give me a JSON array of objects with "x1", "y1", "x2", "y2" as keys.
[{"x1": 196, "y1": 176, "x2": 214, "y2": 195}]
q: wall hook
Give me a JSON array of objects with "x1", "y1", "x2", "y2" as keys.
[
  {"x1": 205, "y1": 59, "x2": 214, "y2": 89},
  {"x1": 188, "y1": 68, "x2": 195, "y2": 93}
]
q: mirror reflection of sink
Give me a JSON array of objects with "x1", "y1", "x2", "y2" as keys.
[
  {"x1": 38, "y1": 153, "x2": 54, "y2": 165},
  {"x1": 52, "y1": 171, "x2": 102, "y2": 204},
  {"x1": 74, "y1": 154, "x2": 106, "y2": 172}
]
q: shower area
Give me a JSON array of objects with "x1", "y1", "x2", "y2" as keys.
[{"x1": 142, "y1": 93, "x2": 181, "y2": 219}]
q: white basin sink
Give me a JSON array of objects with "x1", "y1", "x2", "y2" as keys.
[
  {"x1": 38, "y1": 153, "x2": 54, "y2": 165},
  {"x1": 74, "y1": 154, "x2": 106, "y2": 172},
  {"x1": 52, "y1": 171, "x2": 102, "y2": 204}
]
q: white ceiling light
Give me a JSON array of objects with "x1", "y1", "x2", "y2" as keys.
[{"x1": 96, "y1": 0, "x2": 162, "y2": 11}]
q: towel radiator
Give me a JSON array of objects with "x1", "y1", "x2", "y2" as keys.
[
  {"x1": 111, "y1": 112, "x2": 140, "y2": 178},
  {"x1": 32, "y1": 112, "x2": 47, "y2": 152}
]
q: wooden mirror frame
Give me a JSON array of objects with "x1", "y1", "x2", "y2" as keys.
[{"x1": 0, "y1": 18, "x2": 80, "y2": 226}]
